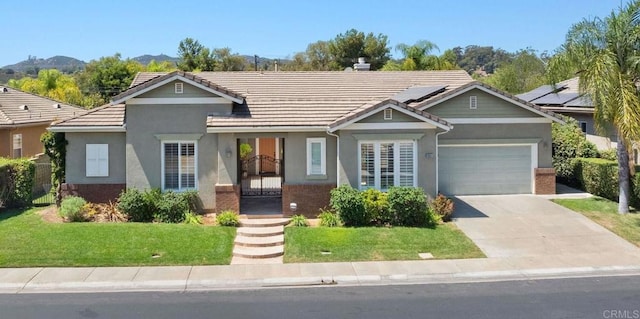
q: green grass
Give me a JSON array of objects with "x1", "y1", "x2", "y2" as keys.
[
  {"x1": 284, "y1": 224, "x2": 485, "y2": 263},
  {"x1": 553, "y1": 197, "x2": 640, "y2": 247},
  {"x1": 0, "y1": 207, "x2": 236, "y2": 267}
]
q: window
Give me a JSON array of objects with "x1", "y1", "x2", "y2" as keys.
[
  {"x1": 359, "y1": 141, "x2": 416, "y2": 190},
  {"x1": 175, "y1": 82, "x2": 184, "y2": 94},
  {"x1": 86, "y1": 144, "x2": 108, "y2": 177},
  {"x1": 162, "y1": 141, "x2": 196, "y2": 191},
  {"x1": 384, "y1": 109, "x2": 393, "y2": 120},
  {"x1": 579, "y1": 121, "x2": 587, "y2": 133},
  {"x1": 306, "y1": 138, "x2": 326, "y2": 175},
  {"x1": 12, "y1": 134, "x2": 22, "y2": 158},
  {"x1": 469, "y1": 95, "x2": 477, "y2": 109}
]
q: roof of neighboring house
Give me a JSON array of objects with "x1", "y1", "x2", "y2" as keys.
[
  {"x1": 518, "y1": 77, "x2": 594, "y2": 109},
  {"x1": 52, "y1": 103, "x2": 125, "y2": 128},
  {"x1": 0, "y1": 86, "x2": 86, "y2": 127}
]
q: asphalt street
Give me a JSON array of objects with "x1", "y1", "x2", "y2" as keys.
[{"x1": 1, "y1": 275, "x2": 639, "y2": 319}]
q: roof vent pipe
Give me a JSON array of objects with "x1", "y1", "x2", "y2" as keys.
[
  {"x1": 353, "y1": 57, "x2": 371, "y2": 71},
  {"x1": 1, "y1": 87, "x2": 8, "y2": 93}
]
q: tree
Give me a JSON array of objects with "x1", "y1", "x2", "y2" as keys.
[
  {"x1": 482, "y1": 49, "x2": 546, "y2": 94},
  {"x1": 41, "y1": 132, "x2": 67, "y2": 207},
  {"x1": 176, "y1": 38, "x2": 216, "y2": 71},
  {"x1": 77, "y1": 53, "x2": 144, "y2": 103},
  {"x1": 455, "y1": 45, "x2": 512, "y2": 74},
  {"x1": 328, "y1": 29, "x2": 391, "y2": 70},
  {"x1": 7, "y1": 69, "x2": 98, "y2": 107},
  {"x1": 306, "y1": 41, "x2": 332, "y2": 71},
  {"x1": 395, "y1": 40, "x2": 439, "y2": 70},
  {"x1": 548, "y1": 1, "x2": 640, "y2": 213},
  {"x1": 146, "y1": 59, "x2": 177, "y2": 72},
  {"x1": 212, "y1": 48, "x2": 248, "y2": 71}
]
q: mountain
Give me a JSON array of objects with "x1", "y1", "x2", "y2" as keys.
[
  {"x1": 2, "y1": 55, "x2": 86, "y2": 74},
  {"x1": 132, "y1": 54, "x2": 179, "y2": 65}
]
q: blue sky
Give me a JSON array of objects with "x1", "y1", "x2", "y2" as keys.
[{"x1": 2, "y1": 0, "x2": 623, "y2": 66}]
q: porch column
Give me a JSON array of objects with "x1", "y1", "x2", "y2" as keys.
[{"x1": 216, "y1": 133, "x2": 240, "y2": 212}]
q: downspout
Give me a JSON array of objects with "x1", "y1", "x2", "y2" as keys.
[
  {"x1": 326, "y1": 129, "x2": 340, "y2": 186},
  {"x1": 435, "y1": 127, "x2": 451, "y2": 195}
]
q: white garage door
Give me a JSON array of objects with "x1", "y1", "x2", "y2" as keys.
[{"x1": 438, "y1": 145, "x2": 533, "y2": 195}]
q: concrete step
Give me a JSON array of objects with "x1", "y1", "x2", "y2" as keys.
[
  {"x1": 237, "y1": 226, "x2": 284, "y2": 237},
  {"x1": 232, "y1": 245, "x2": 284, "y2": 259},
  {"x1": 230, "y1": 255, "x2": 284, "y2": 265},
  {"x1": 235, "y1": 234, "x2": 284, "y2": 247},
  {"x1": 239, "y1": 218, "x2": 290, "y2": 228}
]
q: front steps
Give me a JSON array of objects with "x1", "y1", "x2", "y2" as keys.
[{"x1": 230, "y1": 218, "x2": 289, "y2": 265}]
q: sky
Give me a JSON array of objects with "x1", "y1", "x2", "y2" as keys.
[{"x1": 1, "y1": 0, "x2": 625, "y2": 66}]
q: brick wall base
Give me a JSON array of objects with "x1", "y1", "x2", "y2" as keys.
[
  {"x1": 282, "y1": 184, "x2": 336, "y2": 217},
  {"x1": 61, "y1": 183, "x2": 125, "y2": 203},
  {"x1": 534, "y1": 168, "x2": 556, "y2": 194},
  {"x1": 215, "y1": 184, "x2": 240, "y2": 213}
]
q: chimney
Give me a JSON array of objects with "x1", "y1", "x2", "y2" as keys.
[{"x1": 353, "y1": 57, "x2": 370, "y2": 71}]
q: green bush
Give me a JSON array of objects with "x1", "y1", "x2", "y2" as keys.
[
  {"x1": 600, "y1": 149, "x2": 617, "y2": 161},
  {"x1": 552, "y1": 118, "x2": 599, "y2": 185},
  {"x1": 155, "y1": 191, "x2": 189, "y2": 223},
  {"x1": 183, "y1": 211, "x2": 203, "y2": 225},
  {"x1": 59, "y1": 196, "x2": 88, "y2": 222},
  {"x1": 317, "y1": 209, "x2": 341, "y2": 227},
  {"x1": 387, "y1": 187, "x2": 429, "y2": 227},
  {"x1": 362, "y1": 188, "x2": 390, "y2": 225},
  {"x1": 289, "y1": 214, "x2": 309, "y2": 227},
  {"x1": 0, "y1": 158, "x2": 35, "y2": 209},
  {"x1": 330, "y1": 185, "x2": 367, "y2": 226},
  {"x1": 117, "y1": 188, "x2": 154, "y2": 222},
  {"x1": 216, "y1": 210, "x2": 239, "y2": 226},
  {"x1": 573, "y1": 158, "x2": 619, "y2": 202},
  {"x1": 430, "y1": 193, "x2": 455, "y2": 222}
]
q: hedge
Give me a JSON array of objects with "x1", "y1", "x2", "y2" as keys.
[
  {"x1": 0, "y1": 158, "x2": 35, "y2": 208},
  {"x1": 571, "y1": 157, "x2": 640, "y2": 205}
]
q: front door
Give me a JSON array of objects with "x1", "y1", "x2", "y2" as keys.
[{"x1": 258, "y1": 138, "x2": 276, "y2": 174}]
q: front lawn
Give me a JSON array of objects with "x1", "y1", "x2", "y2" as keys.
[
  {"x1": 553, "y1": 197, "x2": 640, "y2": 247},
  {"x1": 0, "y1": 207, "x2": 235, "y2": 267},
  {"x1": 284, "y1": 224, "x2": 484, "y2": 263}
]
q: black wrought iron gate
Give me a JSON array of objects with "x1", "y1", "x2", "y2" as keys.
[{"x1": 240, "y1": 155, "x2": 283, "y2": 196}]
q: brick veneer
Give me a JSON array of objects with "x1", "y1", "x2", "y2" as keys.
[
  {"x1": 534, "y1": 168, "x2": 556, "y2": 194},
  {"x1": 61, "y1": 183, "x2": 125, "y2": 203},
  {"x1": 282, "y1": 184, "x2": 336, "y2": 217},
  {"x1": 215, "y1": 184, "x2": 240, "y2": 213}
]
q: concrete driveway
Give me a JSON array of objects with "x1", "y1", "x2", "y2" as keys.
[{"x1": 453, "y1": 195, "x2": 640, "y2": 261}]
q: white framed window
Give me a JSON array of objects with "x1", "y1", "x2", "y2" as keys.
[
  {"x1": 86, "y1": 144, "x2": 109, "y2": 177},
  {"x1": 175, "y1": 82, "x2": 184, "y2": 94},
  {"x1": 162, "y1": 141, "x2": 197, "y2": 191},
  {"x1": 306, "y1": 138, "x2": 326, "y2": 175},
  {"x1": 384, "y1": 108, "x2": 393, "y2": 120},
  {"x1": 359, "y1": 140, "x2": 416, "y2": 190},
  {"x1": 12, "y1": 134, "x2": 22, "y2": 158},
  {"x1": 469, "y1": 95, "x2": 477, "y2": 109}
]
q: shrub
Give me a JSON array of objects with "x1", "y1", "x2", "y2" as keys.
[
  {"x1": 59, "y1": 196, "x2": 88, "y2": 222},
  {"x1": 330, "y1": 185, "x2": 367, "y2": 226},
  {"x1": 155, "y1": 191, "x2": 190, "y2": 223},
  {"x1": 387, "y1": 187, "x2": 429, "y2": 227},
  {"x1": 0, "y1": 158, "x2": 35, "y2": 209},
  {"x1": 430, "y1": 193, "x2": 455, "y2": 222},
  {"x1": 117, "y1": 188, "x2": 154, "y2": 222},
  {"x1": 552, "y1": 118, "x2": 599, "y2": 185},
  {"x1": 183, "y1": 211, "x2": 203, "y2": 225},
  {"x1": 216, "y1": 210, "x2": 240, "y2": 226},
  {"x1": 573, "y1": 158, "x2": 618, "y2": 201},
  {"x1": 289, "y1": 214, "x2": 309, "y2": 227},
  {"x1": 317, "y1": 209, "x2": 341, "y2": 227},
  {"x1": 600, "y1": 149, "x2": 617, "y2": 161},
  {"x1": 362, "y1": 188, "x2": 390, "y2": 225}
]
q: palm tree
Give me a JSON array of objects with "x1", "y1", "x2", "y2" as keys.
[{"x1": 548, "y1": 1, "x2": 640, "y2": 213}]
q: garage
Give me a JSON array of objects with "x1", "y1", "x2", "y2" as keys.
[{"x1": 438, "y1": 144, "x2": 534, "y2": 195}]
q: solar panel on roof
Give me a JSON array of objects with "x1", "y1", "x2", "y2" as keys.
[
  {"x1": 515, "y1": 84, "x2": 569, "y2": 102},
  {"x1": 391, "y1": 86, "x2": 446, "y2": 103},
  {"x1": 564, "y1": 95, "x2": 593, "y2": 107},
  {"x1": 530, "y1": 93, "x2": 581, "y2": 105}
]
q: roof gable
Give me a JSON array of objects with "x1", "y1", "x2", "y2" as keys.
[
  {"x1": 416, "y1": 82, "x2": 564, "y2": 123},
  {"x1": 111, "y1": 71, "x2": 245, "y2": 105}
]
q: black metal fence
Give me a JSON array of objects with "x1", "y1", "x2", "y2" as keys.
[{"x1": 32, "y1": 162, "x2": 54, "y2": 206}]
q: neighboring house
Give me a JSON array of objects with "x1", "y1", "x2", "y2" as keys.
[
  {"x1": 517, "y1": 77, "x2": 617, "y2": 151},
  {"x1": 0, "y1": 86, "x2": 86, "y2": 158},
  {"x1": 50, "y1": 70, "x2": 562, "y2": 216}
]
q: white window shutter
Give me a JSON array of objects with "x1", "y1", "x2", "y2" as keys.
[{"x1": 86, "y1": 144, "x2": 108, "y2": 177}]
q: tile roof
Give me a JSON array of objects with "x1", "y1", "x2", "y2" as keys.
[
  {"x1": 0, "y1": 86, "x2": 86, "y2": 127},
  {"x1": 52, "y1": 103, "x2": 125, "y2": 127}
]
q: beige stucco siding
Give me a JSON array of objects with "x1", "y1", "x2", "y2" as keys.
[
  {"x1": 0, "y1": 123, "x2": 49, "y2": 158},
  {"x1": 337, "y1": 129, "x2": 439, "y2": 196},
  {"x1": 426, "y1": 89, "x2": 534, "y2": 118},
  {"x1": 357, "y1": 109, "x2": 421, "y2": 123},
  {"x1": 126, "y1": 103, "x2": 221, "y2": 209},
  {"x1": 439, "y1": 123, "x2": 553, "y2": 167},
  {"x1": 65, "y1": 132, "x2": 126, "y2": 184}
]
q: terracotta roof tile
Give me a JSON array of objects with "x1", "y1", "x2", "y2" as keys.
[{"x1": 0, "y1": 86, "x2": 86, "y2": 126}]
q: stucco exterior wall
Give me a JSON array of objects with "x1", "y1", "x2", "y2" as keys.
[
  {"x1": 0, "y1": 123, "x2": 49, "y2": 158},
  {"x1": 337, "y1": 129, "x2": 439, "y2": 196},
  {"x1": 65, "y1": 132, "x2": 126, "y2": 184},
  {"x1": 283, "y1": 132, "x2": 337, "y2": 185}
]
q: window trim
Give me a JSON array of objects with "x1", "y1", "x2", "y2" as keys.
[
  {"x1": 358, "y1": 140, "x2": 417, "y2": 191},
  {"x1": 306, "y1": 137, "x2": 326, "y2": 176},
  {"x1": 175, "y1": 82, "x2": 184, "y2": 94},
  {"x1": 469, "y1": 95, "x2": 478, "y2": 109},
  {"x1": 383, "y1": 108, "x2": 393, "y2": 120},
  {"x1": 12, "y1": 133, "x2": 22, "y2": 158},
  {"x1": 161, "y1": 140, "x2": 198, "y2": 191},
  {"x1": 86, "y1": 144, "x2": 109, "y2": 177}
]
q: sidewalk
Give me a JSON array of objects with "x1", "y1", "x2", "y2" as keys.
[{"x1": 2, "y1": 252, "x2": 640, "y2": 294}]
